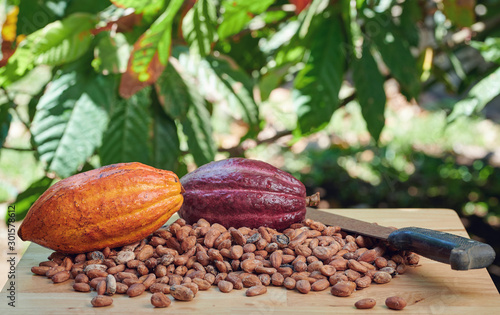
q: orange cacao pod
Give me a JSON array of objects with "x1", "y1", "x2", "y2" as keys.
[{"x1": 18, "y1": 162, "x2": 184, "y2": 254}]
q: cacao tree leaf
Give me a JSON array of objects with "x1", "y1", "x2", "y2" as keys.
[
  {"x1": 16, "y1": 0, "x2": 68, "y2": 35},
  {"x1": 205, "y1": 56, "x2": 260, "y2": 136},
  {"x1": 175, "y1": 48, "x2": 260, "y2": 137},
  {"x1": 154, "y1": 56, "x2": 215, "y2": 166},
  {"x1": 182, "y1": 94, "x2": 217, "y2": 167},
  {"x1": 151, "y1": 91, "x2": 181, "y2": 171},
  {"x1": 93, "y1": 31, "x2": 131, "y2": 74},
  {"x1": 400, "y1": 0, "x2": 421, "y2": 47},
  {"x1": 442, "y1": 0, "x2": 475, "y2": 28},
  {"x1": 155, "y1": 62, "x2": 191, "y2": 119},
  {"x1": 182, "y1": 0, "x2": 218, "y2": 57},
  {"x1": 31, "y1": 13, "x2": 96, "y2": 66},
  {"x1": 31, "y1": 67, "x2": 115, "y2": 178},
  {"x1": 2, "y1": 12, "x2": 95, "y2": 86},
  {"x1": 111, "y1": 0, "x2": 165, "y2": 14},
  {"x1": 119, "y1": 0, "x2": 184, "y2": 98},
  {"x1": 100, "y1": 88, "x2": 152, "y2": 165},
  {"x1": 369, "y1": 16, "x2": 420, "y2": 100},
  {"x1": 0, "y1": 102, "x2": 12, "y2": 148},
  {"x1": 447, "y1": 67, "x2": 500, "y2": 123},
  {"x1": 217, "y1": 0, "x2": 274, "y2": 40},
  {"x1": 352, "y1": 43, "x2": 386, "y2": 141},
  {"x1": 292, "y1": 14, "x2": 345, "y2": 135},
  {"x1": 6, "y1": 176, "x2": 55, "y2": 223}
]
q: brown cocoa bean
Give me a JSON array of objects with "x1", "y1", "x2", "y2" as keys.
[
  {"x1": 91, "y1": 295, "x2": 113, "y2": 307},
  {"x1": 373, "y1": 271, "x2": 392, "y2": 284},
  {"x1": 311, "y1": 278, "x2": 330, "y2": 291},
  {"x1": 116, "y1": 282, "x2": 129, "y2": 294},
  {"x1": 31, "y1": 266, "x2": 51, "y2": 276},
  {"x1": 151, "y1": 292, "x2": 171, "y2": 308},
  {"x1": 245, "y1": 285, "x2": 267, "y2": 296},
  {"x1": 96, "y1": 279, "x2": 106, "y2": 295},
  {"x1": 218, "y1": 280, "x2": 234, "y2": 293},
  {"x1": 170, "y1": 284, "x2": 195, "y2": 301},
  {"x1": 73, "y1": 282, "x2": 91, "y2": 292},
  {"x1": 283, "y1": 277, "x2": 296, "y2": 290},
  {"x1": 296, "y1": 279, "x2": 311, "y2": 294},
  {"x1": 242, "y1": 274, "x2": 262, "y2": 287},
  {"x1": 385, "y1": 296, "x2": 407, "y2": 310},
  {"x1": 52, "y1": 270, "x2": 71, "y2": 283},
  {"x1": 127, "y1": 283, "x2": 146, "y2": 297},
  {"x1": 355, "y1": 298, "x2": 376, "y2": 309},
  {"x1": 330, "y1": 281, "x2": 355, "y2": 297}
]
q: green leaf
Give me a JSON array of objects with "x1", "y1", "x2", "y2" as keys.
[
  {"x1": 0, "y1": 102, "x2": 12, "y2": 148},
  {"x1": 16, "y1": 0, "x2": 68, "y2": 35},
  {"x1": 182, "y1": 95, "x2": 217, "y2": 167},
  {"x1": 352, "y1": 43, "x2": 386, "y2": 141},
  {"x1": 399, "y1": 0, "x2": 421, "y2": 47},
  {"x1": 31, "y1": 67, "x2": 115, "y2": 178},
  {"x1": 442, "y1": 0, "x2": 475, "y2": 28},
  {"x1": 119, "y1": 0, "x2": 184, "y2": 98},
  {"x1": 151, "y1": 92, "x2": 180, "y2": 171},
  {"x1": 292, "y1": 14, "x2": 345, "y2": 135},
  {"x1": 448, "y1": 67, "x2": 500, "y2": 122},
  {"x1": 2, "y1": 12, "x2": 95, "y2": 87},
  {"x1": 30, "y1": 13, "x2": 96, "y2": 66},
  {"x1": 182, "y1": 0, "x2": 218, "y2": 57},
  {"x1": 93, "y1": 32, "x2": 131, "y2": 74},
  {"x1": 369, "y1": 16, "x2": 420, "y2": 100},
  {"x1": 154, "y1": 57, "x2": 215, "y2": 167},
  {"x1": 6, "y1": 176, "x2": 55, "y2": 223},
  {"x1": 155, "y1": 62, "x2": 191, "y2": 119},
  {"x1": 175, "y1": 48, "x2": 260, "y2": 136},
  {"x1": 218, "y1": 0, "x2": 274, "y2": 40},
  {"x1": 100, "y1": 88, "x2": 152, "y2": 165},
  {"x1": 205, "y1": 56, "x2": 260, "y2": 136},
  {"x1": 111, "y1": 0, "x2": 165, "y2": 14},
  {"x1": 471, "y1": 37, "x2": 500, "y2": 65}
]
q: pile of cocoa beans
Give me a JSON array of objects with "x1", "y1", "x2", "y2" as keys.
[{"x1": 30, "y1": 217, "x2": 419, "y2": 308}]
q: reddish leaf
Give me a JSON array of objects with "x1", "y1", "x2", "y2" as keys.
[
  {"x1": 119, "y1": 49, "x2": 165, "y2": 99},
  {"x1": 289, "y1": 0, "x2": 312, "y2": 14}
]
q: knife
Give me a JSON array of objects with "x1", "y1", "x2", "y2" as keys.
[{"x1": 305, "y1": 208, "x2": 496, "y2": 270}]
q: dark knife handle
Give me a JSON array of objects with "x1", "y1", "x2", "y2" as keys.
[{"x1": 387, "y1": 227, "x2": 496, "y2": 270}]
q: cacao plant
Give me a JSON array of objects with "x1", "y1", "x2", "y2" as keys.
[{"x1": 1, "y1": 0, "x2": 499, "y2": 223}]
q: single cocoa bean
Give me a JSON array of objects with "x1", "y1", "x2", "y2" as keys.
[
  {"x1": 151, "y1": 292, "x2": 171, "y2": 308},
  {"x1": 245, "y1": 285, "x2": 267, "y2": 297},
  {"x1": 296, "y1": 279, "x2": 311, "y2": 294},
  {"x1": 311, "y1": 278, "x2": 330, "y2": 291},
  {"x1": 73, "y1": 282, "x2": 91, "y2": 292},
  {"x1": 385, "y1": 296, "x2": 407, "y2": 310},
  {"x1": 330, "y1": 281, "x2": 355, "y2": 297},
  {"x1": 170, "y1": 284, "x2": 195, "y2": 301},
  {"x1": 52, "y1": 270, "x2": 71, "y2": 283},
  {"x1": 127, "y1": 283, "x2": 146, "y2": 297},
  {"x1": 91, "y1": 295, "x2": 113, "y2": 307},
  {"x1": 355, "y1": 298, "x2": 376, "y2": 309},
  {"x1": 218, "y1": 280, "x2": 234, "y2": 293}
]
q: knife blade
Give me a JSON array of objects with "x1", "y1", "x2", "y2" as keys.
[{"x1": 305, "y1": 208, "x2": 496, "y2": 270}]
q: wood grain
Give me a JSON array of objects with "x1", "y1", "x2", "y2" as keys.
[{"x1": 1, "y1": 208, "x2": 499, "y2": 314}]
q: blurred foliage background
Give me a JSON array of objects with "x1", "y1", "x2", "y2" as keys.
[{"x1": 1, "y1": 0, "x2": 500, "y2": 289}]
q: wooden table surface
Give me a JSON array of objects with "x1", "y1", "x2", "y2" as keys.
[{"x1": 1, "y1": 208, "x2": 499, "y2": 314}]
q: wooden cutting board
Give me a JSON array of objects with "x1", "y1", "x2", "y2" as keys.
[{"x1": 1, "y1": 208, "x2": 499, "y2": 314}]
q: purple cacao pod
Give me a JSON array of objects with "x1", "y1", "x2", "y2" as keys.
[{"x1": 179, "y1": 158, "x2": 307, "y2": 230}]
